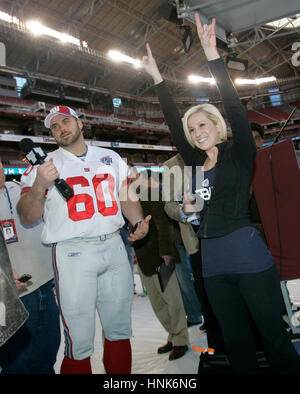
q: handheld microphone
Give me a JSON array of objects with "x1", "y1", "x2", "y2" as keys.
[{"x1": 19, "y1": 138, "x2": 74, "y2": 201}]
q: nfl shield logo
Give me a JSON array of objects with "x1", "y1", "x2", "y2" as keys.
[{"x1": 100, "y1": 156, "x2": 112, "y2": 165}]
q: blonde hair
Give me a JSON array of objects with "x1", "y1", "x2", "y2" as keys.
[{"x1": 182, "y1": 104, "x2": 227, "y2": 148}]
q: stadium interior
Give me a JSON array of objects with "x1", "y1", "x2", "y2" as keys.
[{"x1": 1, "y1": 0, "x2": 300, "y2": 377}]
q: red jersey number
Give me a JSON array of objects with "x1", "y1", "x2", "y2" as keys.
[
  {"x1": 93, "y1": 174, "x2": 118, "y2": 216},
  {"x1": 66, "y1": 174, "x2": 118, "y2": 221}
]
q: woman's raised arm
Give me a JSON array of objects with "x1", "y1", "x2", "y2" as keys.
[{"x1": 141, "y1": 43, "x2": 163, "y2": 85}]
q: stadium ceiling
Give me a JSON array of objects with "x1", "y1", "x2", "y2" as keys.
[{"x1": 0, "y1": 0, "x2": 299, "y2": 101}]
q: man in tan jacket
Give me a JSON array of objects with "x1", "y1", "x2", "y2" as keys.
[{"x1": 133, "y1": 170, "x2": 189, "y2": 360}]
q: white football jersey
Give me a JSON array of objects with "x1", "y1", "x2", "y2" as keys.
[{"x1": 20, "y1": 145, "x2": 129, "y2": 244}]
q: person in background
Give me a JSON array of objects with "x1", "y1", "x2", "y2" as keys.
[
  {"x1": 141, "y1": 14, "x2": 300, "y2": 373},
  {"x1": 0, "y1": 160, "x2": 60, "y2": 374},
  {"x1": 161, "y1": 158, "x2": 203, "y2": 327},
  {"x1": 133, "y1": 170, "x2": 189, "y2": 361},
  {"x1": 250, "y1": 122, "x2": 264, "y2": 150}
]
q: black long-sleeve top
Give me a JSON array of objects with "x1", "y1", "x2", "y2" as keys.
[{"x1": 155, "y1": 57, "x2": 257, "y2": 238}]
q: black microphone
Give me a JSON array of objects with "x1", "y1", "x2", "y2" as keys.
[{"x1": 19, "y1": 138, "x2": 74, "y2": 201}]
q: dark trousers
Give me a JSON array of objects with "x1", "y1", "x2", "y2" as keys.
[
  {"x1": 0, "y1": 280, "x2": 61, "y2": 374},
  {"x1": 189, "y1": 249, "x2": 226, "y2": 353},
  {"x1": 204, "y1": 265, "x2": 300, "y2": 374}
]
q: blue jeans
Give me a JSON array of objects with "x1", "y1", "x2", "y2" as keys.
[
  {"x1": 0, "y1": 280, "x2": 61, "y2": 374},
  {"x1": 175, "y1": 244, "x2": 202, "y2": 323}
]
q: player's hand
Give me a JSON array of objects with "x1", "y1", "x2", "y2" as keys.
[
  {"x1": 141, "y1": 43, "x2": 163, "y2": 85},
  {"x1": 128, "y1": 215, "x2": 151, "y2": 242},
  {"x1": 12, "y1": 269, "x2": 28, "y2": 291},
  {"x1": 195, "y1": 12, "x2": 219, "y2": 61},
  {"x1": 34, "y1": 158, "x2": 59, "y2": 191},
  {"x1": 182, "y1": 192, "x2": 197, "y2": 214}
]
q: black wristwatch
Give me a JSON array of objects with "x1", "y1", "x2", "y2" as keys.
[{"x1": 132, "y1": 220, "x2": 143, "y2": 233}]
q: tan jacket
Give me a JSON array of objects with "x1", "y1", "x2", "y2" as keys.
[{"x1": 163, "y1": 153, "x2": 199, "y2": 255}]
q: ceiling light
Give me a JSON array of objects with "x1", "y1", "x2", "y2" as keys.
[
  {"x1": 188, "y1": 75, "x2": 216, "y2": 85},
  {"x1": 0, "y1": 11, "x2": 19, "y2": 25},
  {"x1": 59, "y1": 33, "x2": 81, "y2": 46},
  {"x1": 235, "y1": 76, "x2": 276, "y2": 85},
  {"x1": 0, "y1": 10, "x2": 87, "y2": 48},
  {"x1": 26, "y1": 20, "x2": 81, "y2": 46},
  {"x1": 108, "y1": 50, "x2": 141, "y2": 68}
]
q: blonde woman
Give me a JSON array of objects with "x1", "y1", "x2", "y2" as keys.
[{"x1": 142, "y1": 14, "x2": 300, "y2": 374}]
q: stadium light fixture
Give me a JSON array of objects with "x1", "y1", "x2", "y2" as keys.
[
  {"x1": 188, "y1": 75, "x2": 216, "y2": 85},
  {"x1": 108, "y1": 50, "x2": 142, "y2": 69},
  {"x1": 26, "y1": 21, "x2": 44, "y2": 36},
  {"x1": 26, "y1": 20, "x2": 81, "y2": 46},
  {"x1": 0, "y1": 10, "x2": 86, "y2": 48},
  {"x1": 235, "y1": 76, "x2": 277, "y2": 85}
]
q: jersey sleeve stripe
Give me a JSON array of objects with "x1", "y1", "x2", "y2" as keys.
[{"x1": 21, "y1": 187, "x2": 31, "y2": 195}]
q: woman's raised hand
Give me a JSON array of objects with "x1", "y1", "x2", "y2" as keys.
[
  {"x1": 195, "y1": 12, "x2": 219, "y2": 61},
  {"x1": 141, "y1": 43, "x2": 163, "y2": 84}
]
